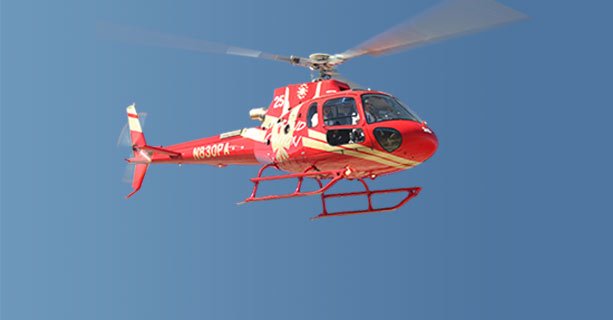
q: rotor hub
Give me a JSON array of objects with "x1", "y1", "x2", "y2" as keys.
[{"x1": 306, "y1": 53, "x2": 345, "y2": 79}]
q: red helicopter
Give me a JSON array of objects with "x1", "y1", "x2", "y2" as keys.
[{"x1": 116, "y1": 0, "x2": 526, "y2": 218}]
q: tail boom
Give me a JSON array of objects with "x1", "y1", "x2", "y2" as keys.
[{"x1": 123, "y1": 104, "x2": 261, "y2": 198}]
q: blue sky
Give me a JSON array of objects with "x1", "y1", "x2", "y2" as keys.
[{"x1": 1, "y1": 0, "x2": 612, "y2": 319}]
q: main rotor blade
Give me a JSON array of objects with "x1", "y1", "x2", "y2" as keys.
[
  {"x1": 333, "y1": 74, "x2": 365, "y2": 90},
  {"x1": 339, "y1": 0, "x2": 527, "y2": 59},
  {"x1": 98, "y1": 22, "x2": 304, "y2": 65}
]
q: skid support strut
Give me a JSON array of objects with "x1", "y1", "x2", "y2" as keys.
[{"x1": 242, "y1": 164, "x2": 346, "y2": 203}]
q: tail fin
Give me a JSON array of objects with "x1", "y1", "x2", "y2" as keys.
[
  {"x1": 127, "y1": 103, "x2": 146, "y2": 147},
  {"x1": 124, "y1": 104, "x2": 182, "y2": 198},
  {"x1": 127, "y1": 163, "x2": 149, "y2": 198},
  {"x1": 125, "y1": 103, "x2": 149, "y2": 198}
]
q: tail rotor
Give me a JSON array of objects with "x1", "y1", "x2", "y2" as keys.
[
  {"x1": 118, "y1": 108, "x2": 147, "y2": 185},
  {"x1": 118, "y1": 103, "x2": 151, "y2": 198}
]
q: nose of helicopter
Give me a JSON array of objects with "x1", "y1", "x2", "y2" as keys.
[
  {"x1": 372, "y1": 121, "x2": 438, "y2": 163},
  {"x1": 403, "y1": 122, "x2": 438, "y2": 163}
]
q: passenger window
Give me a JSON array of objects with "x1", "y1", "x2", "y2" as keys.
[
  {"x1": 322, "y1": 97, "x2": 359, "y2": 127},
  {"x1": 307, "y1": 103, "x2": 318, "y2": 128}
]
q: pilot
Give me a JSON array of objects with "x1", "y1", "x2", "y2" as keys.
[
  {"x1": 364, "y1": 100, "x2": 376, "y2": 123},
  {"x1": 323, "y1": 107, "x2": 335, "y2": 126}
]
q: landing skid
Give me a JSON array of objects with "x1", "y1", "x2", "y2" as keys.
[
  {"x1": 241, "y1": 164, "x2": 421, "y2": 219},
  {"x1": 315, "y1": 181, "x2": 421, "y2": 219}
]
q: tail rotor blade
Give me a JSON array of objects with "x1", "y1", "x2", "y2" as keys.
[
  {"x1": 117, "y1": 112, "x2": 147, "y2": 147},
  {"x1": 122, "y1": 163, "x2": 135, "y2": 184},
  {"x1": 117, "y1": 123, "x2": 131, "y2": 147}
]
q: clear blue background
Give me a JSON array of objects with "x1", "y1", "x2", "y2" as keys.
[{"x1": 2, "y1": 0, "x2": 612, "y2": 319}]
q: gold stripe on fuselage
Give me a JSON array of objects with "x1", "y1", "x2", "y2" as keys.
[
  {"x1": 307, "y1": 129, "x2": 420, "y2": 167},
  {"x1": 302, "y1": 137, "x2": 411, "y2": 170}
]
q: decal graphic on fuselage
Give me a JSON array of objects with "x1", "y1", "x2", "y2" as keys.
[
  {"x1": 269, "y1": 100, "x2": 307, "y2": 161},
  {"x1": 272, "y1": 95, "x2": 285, "y2": 109},
  {"x1": 297, "y1": 83, "x2": 309, "y2": 99}
]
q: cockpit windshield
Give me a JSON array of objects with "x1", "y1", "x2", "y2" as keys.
[{"x1": 361, "y1": 94, "x2": 422, "y2": 124}]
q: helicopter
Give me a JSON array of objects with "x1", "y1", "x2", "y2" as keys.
[{"x1": 115, "y1": 0, "x2": 527, "y2": 219}]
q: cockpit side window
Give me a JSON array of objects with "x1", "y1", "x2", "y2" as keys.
[
  {"x1": 362, "y1": 94, "x2": 422, "y2": 123},
  {"x1": 307, "y1": 102, "x2": 318, "y2": 128},
  {"x1": 322, "y1": 97, "x2": 360, "y2": 127}
]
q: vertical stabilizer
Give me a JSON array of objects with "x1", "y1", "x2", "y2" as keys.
[{"x1": 127, "y1": 103, "x2": 146, "y2": 147}]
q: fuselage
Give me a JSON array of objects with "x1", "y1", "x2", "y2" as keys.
[{"x1": 146, "y1": 80, "x2": 438, "y2": 179}]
